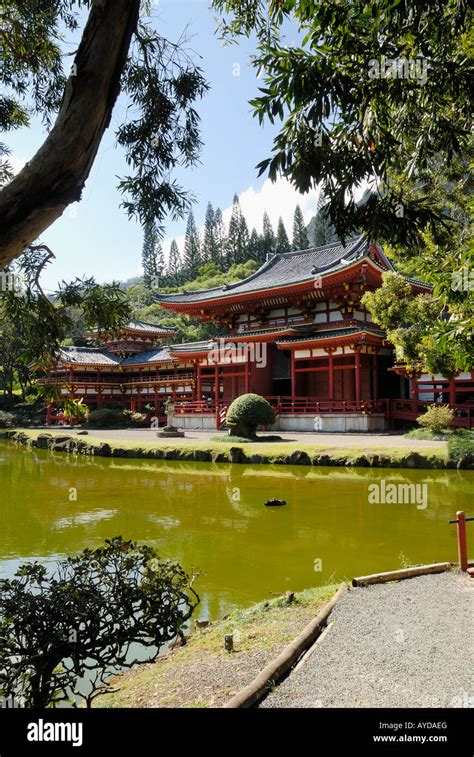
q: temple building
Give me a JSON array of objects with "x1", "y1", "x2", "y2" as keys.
[{"x1": 42, "y1": 237, "x2": 473, "y2": 430}]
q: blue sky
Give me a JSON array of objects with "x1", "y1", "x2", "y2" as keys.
[{"x1": 7, "y1": 1, "x2": 320, "y2": 291}]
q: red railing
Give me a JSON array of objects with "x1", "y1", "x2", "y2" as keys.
[
  {"x1": 264, "y1": 396, "x2": 388, "y2": 415},
  {"x1": 171, "y1": 396, "x2": 474, "y2": 428},
  {"x1": 386, "y1": 399, "x2": 473, "y2": 428},
  {"x1": 38, "y1": 373, "x2": 195, "y2": 388}
]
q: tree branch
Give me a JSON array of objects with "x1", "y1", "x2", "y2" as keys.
[{"x1": 0, "y1": 0, "x2": 141, "y2": 268}]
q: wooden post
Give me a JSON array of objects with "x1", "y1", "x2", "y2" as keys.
[
  {"x1": 455, "y1": 511, "x2": 468, "y2": 572},
  {"x1": 244, "y1": 360, "x2": 250, "y2": 394},
  {"x1": 197, "y1": 362, "x2": 201, "y2": 399}
]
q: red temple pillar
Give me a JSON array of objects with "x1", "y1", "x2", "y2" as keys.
[
  {"x1": 372, "y1": 352, "x2": 378, "y2": 401},
  {"x1": 291, "y1": 351, "x2": 296, "y2": 403},
  {"x1": 244, "y1": 360, "x2": 250, "y2": 394},
  {"x1": 449, "y1": 378, "x2": 456, "y2": 406},
  {"x1": 214, "y1": 365, "x2": 219, "y2": 406},
  {"x1": 326, "y1": 348, "x2": 335, "y2": 401},
  {"x1": 46, "y1": 402, "x2": 52, "y2": 425},
  {"x1": 354, "y1": 348, "x2": 361, "y2": 405},
  {"x1": 197, "y1": 363, "x2": 202, "y2": 399}
]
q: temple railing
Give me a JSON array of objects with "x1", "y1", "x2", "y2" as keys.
[
  {"x1": 172, "y1": 396, "x2": 474, "y2": 428},
  {"x1": 386, "y1": 399, "x2": 473, "y2": 428},
  {"x1": 37, "y1": 373, "x2": 195, "y2": 387},
  {"x1": 265, "y1": 396, "x2": 388, "y2": 415}
]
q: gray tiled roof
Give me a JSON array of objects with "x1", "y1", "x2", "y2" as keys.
[
  {"x1": 58, "y1": 347, "x2": 122, "y2": 366},
  {"x1": 125, "y1": 320, "x2": 176, "y2": 334},
  {"x1": 170, "y1": 340, "x2": 216, "y2": 353},
  {"x1": 157, "y1": 236, "x2": 375, "y2": 304},
  {"x1": 277, "y1": 324, "x2": 385, "y2": 344},
  {"x1": 120, "y1": 347, "x2": 173, "y2": 365},
  {"x1": 85, "y1": 320, "x2": 176, "y2": 336}
]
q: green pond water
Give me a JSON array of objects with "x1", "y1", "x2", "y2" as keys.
[{"x1": 0, "y1": 442, "x2": 472, "y2": 619}]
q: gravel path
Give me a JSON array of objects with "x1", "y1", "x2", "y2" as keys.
[{"x1": 260, "y1": 572, "x2": 474, "y2": 708}]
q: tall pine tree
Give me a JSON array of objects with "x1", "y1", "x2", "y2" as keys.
[
  {"x1": 248, "y1": 228, "x2": 262, "y2": 263},
  {"x1": 310, "y1": 193, "x2": 339, "y2": 247},
  {"x1": 226, "y1": 193, "x2": 249, "y2": 267},
  {"x1": 213, "y1": 207, "x2": 226, "y2": 269},
  {"x1": 292, "y1": 205, "x2": 309, "y2": 251},
  {"x1": 142, "y1": 223, "x2": 164, "y2": 288},
  {"x1": 183, "y1": 210, "x2": 201, "y2": 279},
  {"x1": 202, "y1": 202, "x2": 217, "y2": 265},
  {"x1": 167, "y1": 239, "x2": 182, "y2": 286},
  {"x1": 261, "y1": 211, "x2": 275, "y2": 260},
  {"x1": 275, "y1": 217, "x2": 291, "y2": 253}
]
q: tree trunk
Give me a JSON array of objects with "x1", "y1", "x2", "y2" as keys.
[{"x1": 0, "y1": 0, "x2": 141, "y2": 268}]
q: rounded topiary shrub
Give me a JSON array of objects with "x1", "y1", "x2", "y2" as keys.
[
  {"x1": 226, "y1": 393, "x2": 275, "y2": 439},
  {"x1": 417, "y1": 404, "x2": 454, "y2": 436}
]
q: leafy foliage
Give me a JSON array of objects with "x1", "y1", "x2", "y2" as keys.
[
  {"x1": 361, "y1": 272, "x2": 472, "y2": 375},
  {"x1": 417, "y1": 405, "x2": 454, "y2": 436},
  {"x1": 213, "y1": 0, "x2": 472, "y2": 246},
  {"x1": 447, "y1": 433, "x2": 474, "y2": 467},
  {"x1": 0, "y1": 246, "x2": 131, "y2": 397},
  {"x1": 1, "y1": 2, "x2": 209, "y2": 242},
  {"x1": 0, "y1": 410, "x2": 15, "y2": 428},
  {"x1": 226, "y1": 393, "x2": 275, "y2": 438},
  {"x1": 86, "y1": 408, "x2": 147, "y2": 429},
  {"x1": 0, "y1": 537, "x2": 199, "y2": 707}
]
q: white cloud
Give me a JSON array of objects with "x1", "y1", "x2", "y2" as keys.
[
  {"x1": 163, "y1": 175, "x2": 322, "y2": 259},
  {"x1": 223, "y1": 176, "x2": 321, "y2": 235}
]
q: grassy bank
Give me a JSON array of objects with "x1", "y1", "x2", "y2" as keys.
[
  {"x1": 95, "y1": 585, "x2": 339, "y2": 708},
  {"x1": 0, "y1": 428, "x2": 468, "y2": 468}
]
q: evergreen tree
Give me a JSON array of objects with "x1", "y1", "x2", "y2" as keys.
[
  {"x1": 248, "y1": 228, "x2": 262, "y2": 263},
  {"x1": 310, "y1": 193, "x2": 339, "y2": 247},
  {"x1": 292, "y1": 204, "x2": 309, "y2": 251},
  {"x1": 261, "y1": 211, "x2": 275, "y2": 260},
  {"x1": 202, "y1": 202, "x2": 218, "y2": 265},
  {"x1": 167, "y1": 239, "x2": 182, "y2": 286},
  {"x1": 142, "y1": 224, "x2": 164, "y2": 288},
  {"x1": 226, "y1": 193, "x2": 249, "y2": 266},
  {"x1": 275, "y1": 216, "x2": 291, "y2": 253},
  {"x1": 183, "y1": 210, "x2": 201, "y2": 279},
  {"x1": 213, "y1": 207, "x2": 226, "y2": 270}
]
